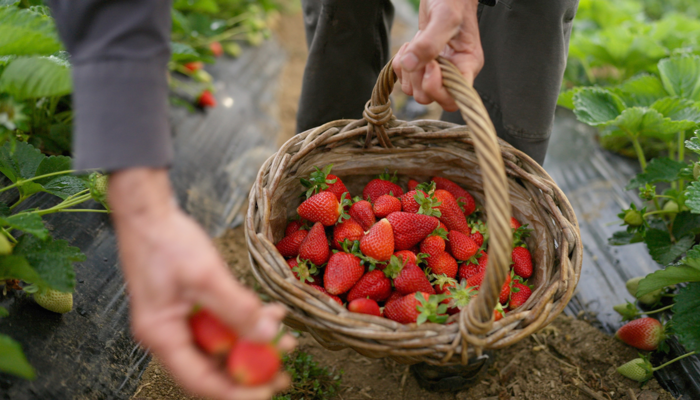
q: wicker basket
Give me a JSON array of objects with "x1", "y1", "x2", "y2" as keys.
[{"x1": 245, "y1": 57, "x2": 583, "y2": 365}]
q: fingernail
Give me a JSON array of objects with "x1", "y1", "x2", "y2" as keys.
[
  {"x1": 401, "y1": 53, "x2": 419, "y2": 72},
  {"x1": 424, "y1": 62, "x2": 433, "y2": 79}
]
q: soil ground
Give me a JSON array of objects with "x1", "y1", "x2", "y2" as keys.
[{"x1": 131, "y1": 8, "x2": 674, "y2": 400}]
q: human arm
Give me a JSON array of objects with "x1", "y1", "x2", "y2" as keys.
[{"x1": 392, "y1": 0, "x2": 484, "y2": 112}]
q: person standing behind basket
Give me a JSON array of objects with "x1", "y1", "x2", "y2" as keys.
[
  {"x1": 297, "y1": 0, "x2": 579, "y2": 166},
  {"x1": 296, "y1": 0, "x2": 578, "y2": 392},
  {"x1": 46, "y1": 1, "x2": 295, "y2": 399}
]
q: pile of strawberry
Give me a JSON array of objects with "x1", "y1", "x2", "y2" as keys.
[{"x1": 275, "y1": 165, "x2": 535, "y2": 325}]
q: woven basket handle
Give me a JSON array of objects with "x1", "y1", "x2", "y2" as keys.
[{"x1": 364, "y1": 57, "x2": 512, "y2": 335}]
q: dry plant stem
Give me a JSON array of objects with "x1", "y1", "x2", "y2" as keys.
[{"x1": 627, "y1": 388, "x2": 638, "y2": 400}]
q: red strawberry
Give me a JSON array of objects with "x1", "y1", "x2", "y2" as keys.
[
  {"x1": 349, "y1": 199, "x2": 376, "y2": 231},
  {"x1": 615, "y1": 317, "x2": 665, "y2": 351},
  {"x1": 421, "y1": 235, "x2": 446, "y2": 259},
  {"x1": 427, "y1": 252, "x2": 458, "y2": 279},
  {"x1": 324, "y1": 174, "x2": 349, "y2": 202},
  {"x1": 408, "y1": 179, "x2": 420, "y2": 191},
  {"x1": 511, "y1": 246, "x2": 533, "y2": 278},
  {"x1": 287, "y1": 258, "x2": 317, "y2": 283},
  {"x1": 184, "y1": 61, "x2": 204, "y2": 72},
  {"x1": 189, "y1": 308, "x2": 238, "y2": 355},
  {"x1": 197, "y1": 90, "x2": 217, "y2": 108},
  {"x1": 458, "y1": 251, "x2": 488, "y2": 280},
  {"x1": 227, "y1": 340, "x2": 281, "y2": 386},
  {"x1": 510, "y1": 217, "x2": 521, "y2": 230},
  {"x1": 434, "y1": 190, "x2": 470, "y2": 235},
  {"x1": 348, "y1": 298, "x2": 381, "y2": 317},
  {"x1": 373, "y1": 195, "x2": 402, "y2": 218},
  {"x1": 299, "y1": 223, "x2": 330, "y2": 266},
  {"x1": 285, "y1": 219, "x2": 306, "y2": 237},
  {"x1": 394, "y1": 250, "x2": 417, "y2": 265},
  {"x1": 499, "y1": 274, "x2": 513, "y2": 305},
  {"x1": 332, "y1": 218, "x2": 363, "y2": 249},
  {"x1": 386, "y1": 212, "x2": 439, "y2": 250},
  {"x1": 309, "y1": 284, "x2": 344, "y2": 305},
  {"x1": 324, "y1": 252, "x2": 364, "y2": 295},
  {"x1": 210, "y1": 41, "x2": 223, "y2": 57},
  {"x1": 494, "y1": 303, "x2": 506, "y2": 321},
  {"x1": 298, "y1": 191, "x2": 347, "y2": 226},
  {"x1": 385, "y1": 291, "x2": 404, "y2": 306},
  {"x1": 432, "y1": 274, "x2": 457, "y2": 294},
  {"x1": 360, "y1": 218, "x2": 394, "y2": 262},
  {"x1": 300, "y1": 165, "x2": 349, "y2": 201},
  {"x1": 399, "y1": 190, "x2": 421, "y2": 213},
  {"x1": 385, "y1": 258, "x2": 435, "y2": 295},
  {"x1": 509, "y1": 281, "x2": 532, "y2": 310},
  {"x1": 447, "y1": 231, "x2": 479, "y2": 261},
  {"x1": 275, "y1": 229, "x2": 308, "y2": 258},
  {"x1": 439, "y1": 222, "x2": 449, "y2": 232},
  {"x1": 347, "y1": 270, "x2": 392, "y2": 302},
  {"x1": 466, "y1": 270, "x2": 485, "y2": 290},
  {"x1": 384, "y1": 292, "x2": 447, "y2": 324},
  {"x1": 362, "y1": 172, "x2": 404, "y2": 203},
  {"x1": 432, "y1": 176, "x2": 476, "y2": 216},
  {"x1": 469, "y1": 230, "x2": 484, "y2": 247}
]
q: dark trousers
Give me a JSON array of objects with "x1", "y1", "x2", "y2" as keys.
[{"x1": 297, "y1": 0, "x2": 579, "y2": 165}]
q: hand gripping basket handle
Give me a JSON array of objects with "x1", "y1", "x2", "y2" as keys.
[{"x1": 364, "y1": 57, "x2": 513, "y2": 336}]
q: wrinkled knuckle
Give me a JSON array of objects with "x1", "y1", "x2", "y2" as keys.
[{"x1": 413, "y1": 40, "x2": 437, "y2": 58}]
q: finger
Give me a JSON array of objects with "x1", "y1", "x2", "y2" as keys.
[
  {"x1": 277, "y1": 334, "x2": 297, "y2": 353},
  {"x1": 392, "y1": 43, "x2": 409, "y2": 83},
  {"x1": 227, "y1": 373, "x2": 291, "y2": 400},
  {"x1": 401, "y1": 6, "x2": 461, "y2": 72},
  {"x1": 422, "y1": 61, "x2": 458, "y2": 112},
  {"x1": 409, "y1": 67, "x2": 431, "y2": 105}
]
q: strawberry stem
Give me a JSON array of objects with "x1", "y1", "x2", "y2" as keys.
[{"x1": 653, "y1": 351, "x2": 696, "y2": 372}]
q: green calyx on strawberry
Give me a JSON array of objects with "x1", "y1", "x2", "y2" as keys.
[
  {"x1": 416, "y1": 293, "x2": 449, "y2": 325},
  {"x1": 88, "y1": 172, "x2": 110, "y2": 208},
  {"x1": 431, "y1": 273, "x2": 457, "y2": 292},
  {"x1": 299, "y1": 164, "x2": 348, "y2": 201},
  {"x1": 445, "y1": 280, "x2": 477, "y2": 312},
  {"x1": 292, "y1": 257, "x2": 318, "y2": 284},
  {"x1": 413, "y1": 182, "x2": 442, "y2": 217},
  {"x1": 382, "y1": 255, "x2": 406, "y2": 280},
  {"x1": 512, "y1": 224, "x2": 532, "y2": 247},
  {"x1": 613, "y1": 301, "x2": 640, "y2": 322},
  {"x1": 639, "y1": 183, "x2": 656, "y2": 201}
]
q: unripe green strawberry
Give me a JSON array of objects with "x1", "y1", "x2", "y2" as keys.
[
  {"x1": 617, "y1": 358, "x2": 653, "y2": 382},
  {"x1": 623, "y1": 209, "x2": 643, "y2": 226},
  {"x1": 663, "y1": 200, "x2": 679, "y2": 220},
  {"x1": 223, "y1": 42, "x2": 242, "y2": 57},
  {"x1": 34, "y1": 289, "x2": 73, "y2": 313},
  {"x1": 193, "y1": 69, "x2": 213, "y2": 83},
  {"x1": 0, "y1": 234, "x2": 12, "y2": 255},
  {"x1": 625, "y1": 276, "x2": 661, "y2": 305}
]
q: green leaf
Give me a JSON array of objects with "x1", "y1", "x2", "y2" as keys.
[
  {"x1": 0, "y1": 56, "x2": 72, "y2": 99},
  {"x1": 626, "y1": 157, "x2": 688, "y2": 189},
  {"x1": 637, "y1": 267, "x2": 700, "y2": 297},
  {"x1": 0, "y1": 6, "x2": 60, "y2": 56},
  {"x1": 608, "y1": 230, "x2": 644, "y2": 246},
  {"x1": 0, "y1": 254, "x2": 40, "y2": 283},
  {"x1": 573, "y1": 87, "x2": 626, "y2": 126},
  {"x1": 673, "y1": 282, "x2": 700, "y2": 354},
  {"x1": 0, "y1": 140, "x2": 44, "y2": 183},
  {"x1": 673, "y1": 212, "x2": 700, "y2": 239},
  {"x1": 0, "y1": 334, "x2": 35, "y2": 379},
  {"x1": 658, "y1": 54, "x2": 700, "y2": 102},
  {"x1": 686, "y1": 180, "x2": 700, "y2": 214},
  {"x1": 13, "y1": 235, "x2": 84, "y2": 293},
  {"x1": 615, "y1": 74, "x2": 668, "y2": 107},
  {"x1": 173, "y1": 0, "x2": 220, "y2": 14},
  {"x1": 170, "y1": 42, "x2": 201, "y2": 63},
  {"x1": 0, "y1": 213, "x2": 47, "y2": 239},
  {"x1": 0, "y1": 0, "x2": 21, "y2": 6},
  {"x1": 644, "y1": 228, "x2": 695, "y2": 266},
  {"x1": 0, "y1": 306, "x2": 7, "y2": 317},
  {"x1": 557, "y1": 89, "x2": 577, "y2": 110},
  {"x1": 686, "y1": 130, "x2": 700, "y2": 155},
  {"x1": 650, "y1": 97, "x2": 700, "y2": 126},
  {"x1": 612, "y1": 107, "x2": 691, "y2": 141}
]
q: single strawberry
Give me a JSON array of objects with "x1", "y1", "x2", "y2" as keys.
[
  {"x1": 511, "y1": 246, "x2": 533, "y2": 278},
  {"x1": 466, "y1": 270, "x2": 486, "y2": 290},
  {"x1": 458, "y1": 251, "x2": 488, "y2": 281},
  {"x1": 494, "y1": 303, "x2": 506, "y2": 321},
  {"x1": 324, "y1": 252, "x2": 364, "y2": 295},
  {"x1": 227, "y1": 340, "x2": 281, "y2": 386},
  {"x1": 385, "y1": 257, "x2": 435, "y2": 295},
  {"x1": 615, "y1": 317, "x2": 665, "y2": 351},
  {"x1": 347, "y1": 269, "x2": 392, "y2": 302},
  {"x1": 348, "y1": 298, "x2": 381, "y2": 317},
  {"x1": 443, "y1": 280, "x2": 477, "y2": 315},
  {"x1": 373, "y1": 195, "x2": 402, "y2": 218},
  {"x1": 184, "y1": 61, "x2": 204, "y2": 72},
  {"x1": 275, "y1": 229, "x2": 308, "y2": 258},
  {"x1": 386, "y1": 212, "x2": 439, "y2": 250},
  {"x1": 359, "y1": 218, "x2": 394, "y2": 262},
  {"x1": 617, "y1": 357, "x2": 654, "y2": 383},
  {"x1": 399, "y1": 189, "x2": 422, "y2": 213},
  {"x1": 309, "y1": 284, "x2": 344, "y2": 305},
  {"x1": 432, "y1": 274, "x2": 457, "y2": 294},
  {"x1": 300, "y1": 165, "x2": 349, "y2": 201},
  {"x1": 298, "y1": 191, "x2": 348, "y2": 226},
  {"x1": 285, "y1": 218, "x2": 306, "y2": 237},
  {"x1": 446, "y1": 230, "x2": 479, "y2": 261},
  {"x1": 384, "y1": 292, "x2": 447, "y2": 325},
  {"x1": 210, "y1": 41, "x2": 224, "y2": 57},
  {"x1": 385, "y1": 291, "x2": 404, "y2": 306},
  {"x1": 510, "y1": 217, "x2": 521, "y2": 230},
  {"x1": 394, "y1": 250, "x2": 418, "y2": 265},
  {"x1": 299, "y1": 223, "x2": 330, "y2": 266},
  {"x1": 420, "y1": 233, "x2": 446, "y2": 260},
  {"x1": 469, "y1": 230, "x2": 484, "y2": 247},
  {"x1": 33, "y1": 288, "x2": 73, "y2": 314},
  {"x1": 324, "y1": 174, "x2": 350, "y2": 202},
  {"x1": 434, "y1": 190, "x2": 470, "y2": 235},
  {"x1": 432, "y1": 176, "x2": 476, "y2": 216},
  {"x1": 189, "y1": 308, "x2": 238, "y2": 355},
  {"x1": 349, "y1": 199, "x2": 376, "y2": 231},
  {"x1": 408, "y1": 179, "x2": 420, "y2": 191},
  {"x1": 287, "y1": 258, "x2": 317, "y2": 283},
  {"x1": 332, "y1": 218, "x2": 363, "y2": 249},
  {"x1": 499, "y1": 273, "x2": 513, "y2": 305},
  {"x1": 439, "y1": 221, "x2": 449, "y2": 232},
  {"x1": 509, "y1": 281, "x2": 532, "y2": 310},
  {"x1": 197, "y1": 90, "x2": 217, "y2": 108},
  {"x1": 362, "y1": 171, "x2": 404, "y2": 203},
  {"x1": 428, "y1": 252, "x2": 458, "y2": 279}
]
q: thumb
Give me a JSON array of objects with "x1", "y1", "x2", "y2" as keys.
[{"x1": 401, "y1": 7, "x2": 461, "y2": 72}]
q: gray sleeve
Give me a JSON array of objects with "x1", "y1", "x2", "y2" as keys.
[{"x1": 48, "y1": 0, "x2": 173, "y2": 172}]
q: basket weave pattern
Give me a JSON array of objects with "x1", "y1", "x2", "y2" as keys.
[{"x1": 246, "y1": 58, "x2": 583, "y2": 365}]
